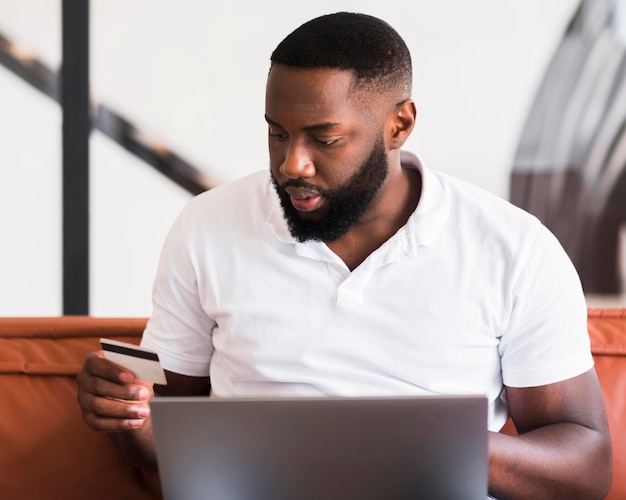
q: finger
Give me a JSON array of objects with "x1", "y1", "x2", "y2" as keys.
[
  {"x1": 79, "y1": 375, "x2": 151, "y2": 404},
  {"x1": 81, "y1": 350, "x2": 135, "y2": 384},
  {"x1": 86, "y1": 415, "x2": 147, "y2": 433},
  {"x1": 82, "y1": 408, "x2": 148, "y2": 432},
  {"x1": 78, "y1": 352, "x2": 154, "y2": 401},
  {"x1": 79, "y1": 392, "x2": 151, "y2": 432}
]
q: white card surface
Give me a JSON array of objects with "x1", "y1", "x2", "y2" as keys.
[{"x1": 100, "y1": 338, "x2": 168, "y2": 385}]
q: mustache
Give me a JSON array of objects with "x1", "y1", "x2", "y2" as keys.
[{"x1": 277, "y1": 178, "x2": 329, "y2": 196}]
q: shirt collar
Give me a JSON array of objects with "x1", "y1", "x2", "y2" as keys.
[
  {"x1": 265, "y1": 155, "x2": 450, "y2": 250},
  {"x1": 405, "y1": 156, "x2": 450, "y2": 247}
]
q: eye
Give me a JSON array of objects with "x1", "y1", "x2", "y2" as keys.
[
  {"x1": 314, "y1": 137, "x2": 341, "y2": 146},
  {"x1": 268, "y1": 127, "x2": 288, "y2": 141}
]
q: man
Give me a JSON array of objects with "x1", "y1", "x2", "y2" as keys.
[{"x1": 77, "y1": 12, "x2": 612, "y2": 498}]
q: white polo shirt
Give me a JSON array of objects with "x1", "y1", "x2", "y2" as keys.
[{"x1": 141, "y1": 162, "x2": 593, "y2": 431}]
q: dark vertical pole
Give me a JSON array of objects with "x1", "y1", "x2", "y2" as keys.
[{"x1": 62, "y1": 0, "x2": 90, "y2": 315}]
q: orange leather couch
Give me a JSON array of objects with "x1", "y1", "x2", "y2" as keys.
[
  {"x1": 0, "y1": 317, "x2": 161, "y2": 500},
  {"x1": 0, "y1": 310, "x2": 623, "y2": 499}
]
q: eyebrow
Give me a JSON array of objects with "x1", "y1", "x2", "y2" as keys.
[{"x1": 264, "y1": 114, "x2": 341, "y2": 132}]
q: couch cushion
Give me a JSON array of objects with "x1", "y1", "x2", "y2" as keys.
[{"x1": 0, "y1": 317, "x2": 162, "y2": 500}]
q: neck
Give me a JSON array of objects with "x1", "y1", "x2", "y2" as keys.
[{"x1": 327, "y1": 165, "x2": 421, "y2": 270}]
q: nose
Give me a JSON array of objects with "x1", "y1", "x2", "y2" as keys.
[{"x1": 279, "y1": 141, "x2": 315, "y2": 179}]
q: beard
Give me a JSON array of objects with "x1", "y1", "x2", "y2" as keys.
[{"x1": 271, "y1": 136, "x2": 389, "y2": 243}]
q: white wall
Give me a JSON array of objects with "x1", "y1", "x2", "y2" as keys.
[{"x1": 0, "y1": 0, "x2": 582, "y2": 316}]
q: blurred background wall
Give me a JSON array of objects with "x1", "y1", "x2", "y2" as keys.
[{"x1": 4, "y1": 0, "x2": 620, "y2": 317}]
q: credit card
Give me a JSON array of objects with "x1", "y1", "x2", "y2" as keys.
[{"x1": 100, "y1": 338, "x2": 168, "y2": 385}]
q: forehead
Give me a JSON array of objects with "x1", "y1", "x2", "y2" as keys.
[{"x1": 265, "y1": 65, "x2": 374, "y2": 128}]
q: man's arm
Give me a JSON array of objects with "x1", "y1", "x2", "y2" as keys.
[
  {"x1": 77, "y1": 351, "x2": 210, "y2": 469},
  {"x1": 488, "y1": 368, "x2": 612, "y2": 499}
]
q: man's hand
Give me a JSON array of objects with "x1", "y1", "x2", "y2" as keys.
[
  {"x1": 77, "y1": 351, "x2": 154, "y2": 432},
  {"x1": 76, "y1": 350, "x2": 210, "y2": 469}
]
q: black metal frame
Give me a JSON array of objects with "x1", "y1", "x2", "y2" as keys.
[{"x1": 62, "y1": 0, "x2": 90, "y2": 314}]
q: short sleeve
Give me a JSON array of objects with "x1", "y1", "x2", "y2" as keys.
[
  {"x1": 140, "y1": 207, "x2": 215, "y2": 377},
  {"x1": 498, "y1": 222, "x2": 593, "y2": 388}
]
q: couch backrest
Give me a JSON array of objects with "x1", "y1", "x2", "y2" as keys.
[{"x1": 0, "y1": 316, "x2": 161, "y2": 500}]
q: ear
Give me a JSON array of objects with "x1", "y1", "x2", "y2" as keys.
[{"x1": 386, "y1": 99, "x2": 416, "y2": 150}]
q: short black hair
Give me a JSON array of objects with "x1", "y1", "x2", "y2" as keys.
[{"x1": 270, "y1": 12, "x2": 412, "y2": 98}]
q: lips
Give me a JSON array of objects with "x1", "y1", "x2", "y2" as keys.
[{"x1": 284, "y1": 186, "x2": 323, "y2": 212}]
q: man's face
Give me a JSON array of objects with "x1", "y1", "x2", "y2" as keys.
[
  {"x1": 265, "y1": 65, "x2": 390, "y2": 243},
  {"x1": 271, "y1": 136, "x2": 388, "y2": 242}
]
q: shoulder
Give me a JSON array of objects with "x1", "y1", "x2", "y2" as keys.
[
  {"x1": 417, "y1": 166, "x2": 578, "y2": 297},
  {"x1": 162, "y1": 170, "x2": 275, "y2": 250},
  {"x1": 432, "y1": 168, "x2": 536, "y2": 225},
  {"x1": 177, "y1": 170, "x2": 273, "y2": 228},
  {"x1": 419, "y1": 166, "x2": 545, "y2": 253},
  {"x1": 186, "y1": 170, "x2": 272, "y2": 211}
]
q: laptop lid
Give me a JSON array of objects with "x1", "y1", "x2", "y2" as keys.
[{"x1": 149, "y1": 395, "x2": 488, "y2": 500}]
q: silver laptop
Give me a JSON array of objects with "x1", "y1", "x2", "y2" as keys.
[{"x1": 149, "y1": 395, "x2": 488, "y2": 500}]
